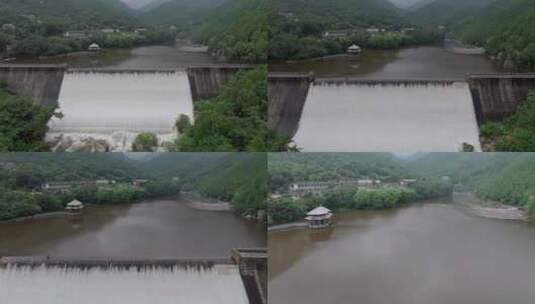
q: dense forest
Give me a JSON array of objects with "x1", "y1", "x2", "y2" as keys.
[
  {"x1": 406, "y1": 153, "x2": 535, "y2": 213},
  {"x1": 408, "y1": 0, "x2": 496, "y2": 27},
  {"x1": 140, "y1": 152, "x2": 267, "y2": 216},
  {"x1": 458, "y1": 0, "x2": 535, "y2": 71},
  {"x1": 0, "y1": 153, "x2": 266, "y2": 220},
  {"x1": 268, "y1": 153, "x2": 453, "y2": 225},
  {"x1": 269, "y1": 0, "x2": 443, "y2": 60},
  {"x1": 191, "y1": 0, "x2": 267, "y2": 63}
]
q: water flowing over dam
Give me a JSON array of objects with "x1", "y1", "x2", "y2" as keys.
[
  {"x1": 46, "y1": 70, "x2": 194, "y2": 152},
  {"x1": 0, "y1": 264, "x2": 248, "y2": 304},
  {"x1": 293, "y1": 80, "x2": 482, "y2": 152}
]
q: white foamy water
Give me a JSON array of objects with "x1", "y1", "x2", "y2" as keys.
[
  {"x1": 0, "y1": 265, "x2": 248, "y2": 304},
  {"x1": 47, "y1": 71, "x2": 194, "y2": 151},
  {"x1": 293, "y1": 82, "x2": 481, "y2": 152}
]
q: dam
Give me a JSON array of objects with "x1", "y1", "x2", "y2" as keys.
[
  {"x1": 294, "y1": 79, "x2": 480, "y2": 152},
  {"x1": 269, "y1": 74, "x2": 535, "y2": 152},
  {"x1": 0, "y1": 64, "x2": 249, "y2": 152},
  {"x1": 0, "y1": 250, "x2": 267, "y2": 304},
  {"x1": 46, "y1": 70, "x2": 193, "y2": 152}
]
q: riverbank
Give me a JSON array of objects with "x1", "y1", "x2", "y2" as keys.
[
  {"x1": 182, "y1": 192, "x2": 233, "y2": 211},
  {"x1": 455, "y1": 193, "x2": 529, "y2": 221},
  {"x1": 0, "y1": 211, "x2": 73, "y2": 224},
  {"x1": 444, "y1": 39, "x2": 485, "y2": 55}
]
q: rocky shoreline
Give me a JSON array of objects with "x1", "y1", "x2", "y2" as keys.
[
  {"x1": 455, "y1": 193, "x2": 529, "y2": 221},
  {"x1": 182, "y1": 192, "x2": 233, "y2": 211}
]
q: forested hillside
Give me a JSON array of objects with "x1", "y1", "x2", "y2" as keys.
[
  {"x1": 268, "y1": 153, "x2": 408, "y2": 192},
  {"x1": 0, "y1": 0, "x2": 136, "y2": 29},
  {"x1": 191, "y1": 0, "x2": 267, "y2": 62},
  {"x1": 269, "y1": 0, "x2": 442, "y2": 60},
  {"x1": 408, "y1": 0, "x2": 495, "y2": 26},
  {"x1": 406, "y1": 153, "x2": 535, "y2": 212},
  {"x1": 459, "y1": 0, "x2": 535, "y2": 71},
  {"x1": 0, "y1": 153, "x2": 266, "y2": 220},
  {"x1": 138, "y1": 0, "x2": 227, "y2": 27},
  {"x1": 142, "y1": 152, "x2": 267, "y2": 216},
  {"x1": 0, "y1": 0, "x2": 175, "y2": 58}
]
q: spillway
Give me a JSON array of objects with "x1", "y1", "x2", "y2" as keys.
[
  {"x1": 46, "y1": 70, "x2": 194, "y2": 152},
  {"x1": 293, "y1": 80, "x2": 482, "y2": 152},
  {"x1": 0, "y1": 264, "x2": 248, "y2": 304}
]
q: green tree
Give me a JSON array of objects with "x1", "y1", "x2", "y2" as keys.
[
  {"x1": 0, "y1": 88, "x2": 57, "y2": 151},
  {"x1": 132, "y1": 132, "x2": 158, "y2": 152}
]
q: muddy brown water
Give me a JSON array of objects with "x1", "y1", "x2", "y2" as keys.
[
  {"x1": 0, "y1": 198, "x2": 266, "y2": 258},
  {"x1": 269, "y1": 197, "x2": 535, "y2": 304},
  {"x1": 269, "y1": 46, "x2": 505, "y2": 79}
]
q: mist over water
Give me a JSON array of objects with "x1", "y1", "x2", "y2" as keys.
[
  {"x1": 47, "y1": 71, "x2": 194, "y2": 151},
  {"x1": 0, "y1": 265, "x2": 248, "y2": 304},
  {"x1": 293, "y1": 82, "x2": 481, "y2": 152}
]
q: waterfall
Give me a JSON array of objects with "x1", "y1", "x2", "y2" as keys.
[
  {"x1": 0, "y1": 265, "x2": 248, "y2": 304},
  {"x1": 293, "y1": 81, "x2": 481, "y2": 152},
  {"x1": 46, "y1": 70, "x2": 194, "y2": 152}
]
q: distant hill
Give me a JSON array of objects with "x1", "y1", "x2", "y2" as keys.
[
  {"x1": 191, "y1": 0, "x2": 267, "y2": 62},
  {"x1": 459, "y1": 0, "x2": 535, "y2": 71},
  {"x1": 406, "y1": 153, "x2": 535, "y2": 209},
  {"x1": 138, "y1": 0, "x2": 228, "y2": 26},
  {"x1": 143, "y1": 152, "x2": 267, "y2": 214},
  {"x1": 408, "y1": 0, "x2": 496, "y2": 26},
  {"x1": 0, "y1": 0, "x2": 137, "y2": 29},
  {"x1": 275, "y1": 0, "x2": 403, "y2": 27}
]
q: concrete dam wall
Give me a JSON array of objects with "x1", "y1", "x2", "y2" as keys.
[
  {"x1": 468, "y1": 74, "x2": 535, "y2": 124},
  {"x1": 0, "y1": 64, "x2": 66, "y2": 108},
  {"x1": 187, "y1": 65, "x2": 255, "y2": 101},
  {"x1": 267, "y1": 73, "x2": 313, "y2": 138}
]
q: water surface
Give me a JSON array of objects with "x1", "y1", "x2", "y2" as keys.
[
  {"x1": 269, "y1": 198, "x2": 535, "y2": 304},
  {"x1": 270, "y1": 46, "x2": 504, "y2": 79},
  {"x1": 12, "y1": 41, "x2": 218, "y2": 70},
  {"x1": 0, "y1": 198, "x2": 265, "y2": 258}
]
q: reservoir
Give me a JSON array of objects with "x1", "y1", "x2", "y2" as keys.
[
  {"x1": 11, "y1": 41, "x2": 218, "y2": 70},
  {"x1": 0, "y1": 197, "x2": 265, "y2": 258},
  {"x1": 269, "y1": 46, "x2": 504, "y2": 79},
  {"x1": 269, "y1": 197, "x2": 535, "y2": 304}
]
